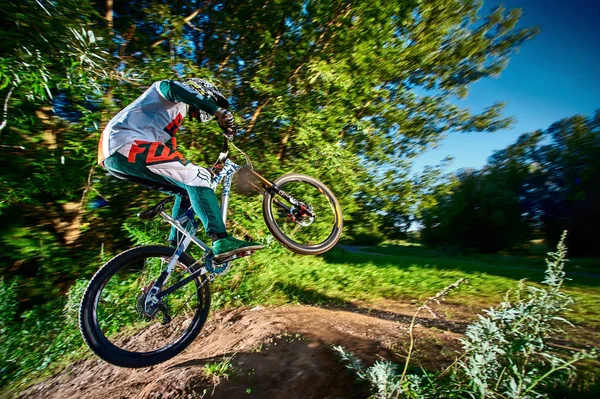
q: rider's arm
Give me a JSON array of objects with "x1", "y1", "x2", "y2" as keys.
[{"x1": 159, "y1": 80, "x2": 219, "y2": 115}]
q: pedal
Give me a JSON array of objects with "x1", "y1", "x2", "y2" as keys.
[{"x1": 213, "y1": 250, "x2": 255, "y2": 265}]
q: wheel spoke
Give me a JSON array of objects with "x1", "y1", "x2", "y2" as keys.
[
  {"x1": 87, "y1": 248, "x2": 210, "y2": 358},
  {"x1": 169, "y1": 283, "x2": 207, "y2": 320}
]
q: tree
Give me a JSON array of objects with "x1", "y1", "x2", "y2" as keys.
[
  {"x1": 0, "y1": 0, "x2": 539, "y2": 327},
  {"x1": 420, "y1": 110, "x2": 600, "y2": 255},
  {"x1": 0, "y1": 0, "x2": 543, "y2": 385},
  {"x1": 533, "y1": 112, "x2": 600, "y2": 254}
]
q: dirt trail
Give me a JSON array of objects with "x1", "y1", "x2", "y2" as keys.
[{"x1": 18, "y1": 305, "x2": 464, "y2": 399}]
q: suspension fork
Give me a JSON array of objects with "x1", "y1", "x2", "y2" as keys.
[
  {"x1": 244, "y1": 169, "x2": 290, "y2": 211},
  {"x1": 244, "y1": 168, "x2": 313, "y2": 217}
]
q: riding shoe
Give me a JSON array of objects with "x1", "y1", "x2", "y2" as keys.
[{"x1": 212, "y1": 236, "x2": 263, "y2": 260}]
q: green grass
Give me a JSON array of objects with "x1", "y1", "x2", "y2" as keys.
[
  {"x1": 203, "y1": 356, "x2": 234, "y2": 380},
  {"x1": 211, "y1": 244, "x2": 600, "y2": 329},
  {"x1": 367, "y1": 244, "x2": 600, "y2": 275},
  {"x1": 5, "y1": 242, "x2": 599, "y2": 395}
]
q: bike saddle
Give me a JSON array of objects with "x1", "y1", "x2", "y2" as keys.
[{"x1": 138, "y1": 197, "x2": 174, "y2": 220}]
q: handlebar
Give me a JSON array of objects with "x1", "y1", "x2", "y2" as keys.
[{"x1": 216, "y1": 133, "x2": 254, "y2": 170}]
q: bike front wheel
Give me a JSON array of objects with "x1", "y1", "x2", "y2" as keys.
[
  {"x1": 79, "y1": 245, "x2": 210, "y2": 368},
  {"x1": 262, "y1": 173, "x2": 343, "y2": 255}
]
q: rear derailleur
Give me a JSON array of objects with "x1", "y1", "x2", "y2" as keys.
[{"x1": 136, "y1": 287, "x2": 171, "y2": 325}]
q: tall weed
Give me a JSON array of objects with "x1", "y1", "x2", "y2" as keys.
[{"x1": 336, "y1": 232, "x2": 597, "y2": 398}]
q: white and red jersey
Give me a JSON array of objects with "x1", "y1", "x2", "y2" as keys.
[{"x1": 98, "y1": 82, "x2": 187, "y2": 166}]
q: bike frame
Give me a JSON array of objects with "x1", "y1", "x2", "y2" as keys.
[
  {"x1": 143, "y1": 153, "x2": 242, "y2": 307},
  {"x1": 146, "y1": 145, "x2": 287, "y2": 308},
  {"x1": 144, "y1": 138, "x2": 312, "y2": 309}
]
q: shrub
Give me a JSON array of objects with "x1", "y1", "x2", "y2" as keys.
[
  {"x1": 347, "y1": 231, "x2": 386, "y2": 246},
  {"x1": 335, "y1": 231, "x2": 597, "y2": 398},
  {"x1": 0, "y1": 278, "x2": 88, "y2": 389}
]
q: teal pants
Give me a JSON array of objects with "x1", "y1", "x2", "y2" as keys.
[{"x1": 104, "y1": 151, "x2": 227, "y2": 241}]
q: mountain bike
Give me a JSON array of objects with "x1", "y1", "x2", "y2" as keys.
[{"x1": 79, "y1": 136, "x2": 343, "y2": 367}]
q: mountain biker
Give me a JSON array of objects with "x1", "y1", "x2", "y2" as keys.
[{"x1": 98, "y1": 78, "x2": 262, "y2": 261}]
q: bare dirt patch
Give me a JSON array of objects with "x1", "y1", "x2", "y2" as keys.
[{"x1": 18, "y1": 305, "x2": 464, "y2": 399}]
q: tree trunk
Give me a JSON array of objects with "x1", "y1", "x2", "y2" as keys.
[
  {"x1": 245, "y1": 99, "x2": 271, "y2": 137},
  {"x1": 106, "y1": 0, "x2": 113, "y2": 33},
  {"x1": 277, "y1": 124, "x2": 294, "y2": 162}
]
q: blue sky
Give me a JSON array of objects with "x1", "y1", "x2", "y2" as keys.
[{"x1": 411, "y1": 0, "x2": 600, "y2": 174}]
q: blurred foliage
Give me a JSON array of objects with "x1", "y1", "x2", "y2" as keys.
[
  {"x1": 421, "y1": 111, "x2": 600, "y2": 255},
  {"x1": 0, "y1": 277, "x2": 88, "y2": 387},
  {"x1": 0, "y1": 0, "x2": 541, "y2": 389}
]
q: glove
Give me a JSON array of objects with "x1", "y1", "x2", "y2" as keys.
[{"x1": 214, "y1": 108, "x2": 236, "y2": 138}]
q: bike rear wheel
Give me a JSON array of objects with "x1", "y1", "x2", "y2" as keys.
[
  {"x1": 79, "y1": 245, "x2": 210, "y2": 368},
  {"x1": 262, "y1": 173, "x2": 343, "y2": 255}
]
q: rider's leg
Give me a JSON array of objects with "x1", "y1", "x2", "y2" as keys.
[
  {"x1": 104, "y1": 144, "x2": 261, "y2": 259},
  {"x1": 144, "y1": 161, "x2": 228, "y2": 238},
  {"x1": 104, "y1": 151, "x2": 228, "y2": 236},
  {"x1": 161, "y1": 179, "x2": 262, "y2": 260},
  {"x1": 149, "y1": 170, "x2": 263, "y2": 260},
  {"x1": 168, "y1": 195, "x2": 192, "y2": 245}
]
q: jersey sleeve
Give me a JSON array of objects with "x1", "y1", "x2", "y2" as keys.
[{"x1": 159, "y1": 80, "x2": 219, "y2": 115}]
